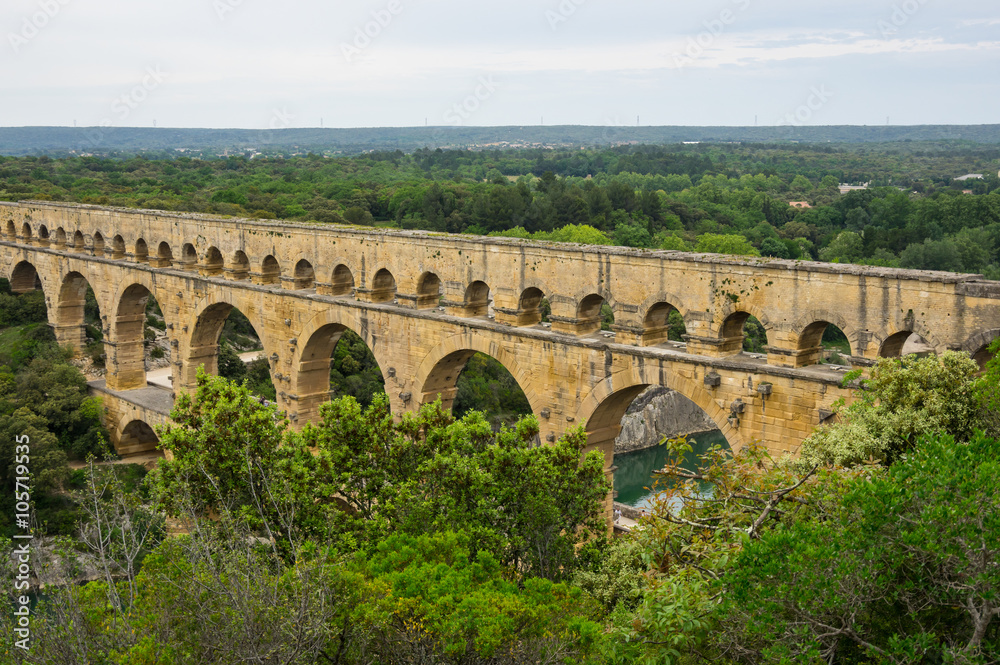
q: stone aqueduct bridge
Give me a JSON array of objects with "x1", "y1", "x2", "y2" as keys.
[{"x1": 4, "y1": 200, "x2": 1000, "y2": 499}]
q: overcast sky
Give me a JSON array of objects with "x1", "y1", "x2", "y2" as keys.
[{"x1": 2, "y1": 0, "x2": 997, "y2": 129}]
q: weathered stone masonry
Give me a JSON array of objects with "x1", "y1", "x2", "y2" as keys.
[{"x1": 4, "y1": 200, "x2": 1000, "y2": 518}]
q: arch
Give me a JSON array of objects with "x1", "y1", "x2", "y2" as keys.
[
  {"x1": 330, "y1": 264, "x2": 354, "y2": 296},
  {"x1": 20, "y1": 222, "x2": 32, "y2": 243},
  {"x1": 798, "y1": 320, "x2": 854, "y2": 366},
  {"x1": 462, "y1": 280, "x2": 491, "y2": 317},
  {"x1": 514, "y1": 287, "x2": 545, "y2": 326},
  {"x1": 370, "y1": 268, "x2": 396, "y2": 303},
  {"x1": 92, "y1": 231, "x2": 105, "y2": 256},
  {"x1": 110, "y1": 235, "x2": 126, "y2": 259},
  {"x1": 73, "y1": 230, "x2": 86, "y2": 252},
  {"x1": 5, "y1": 220, "x2": 15, "y2": 239},
  {"x1": 415, "y1": 334, "x2": 540, "y2": 416},
  {"x1": 963, "y1": 328, "x2": 1000, "y2": 370},
  {"x1": 156, "y1": 242, "x2": 173, "y2": 267},
  {"x1": 260, "y1": 255, "x2": 281, "y2": 285},
  {"x1": 576, "y1": 293, "x2": 607, "y2": 335},
  {"x1": 202, "y1": 246, "x2": 224, "y2": 277},
  {"x1": 720, "y1": 310, "x2": 770, "y2": 356},
  {"x1": 117, "y1": 419, "x2": 160, "y2": 456},
  {"x1": 181, "y1": 243, "x2": 198, "y2": 271},
  {"x1": 293, "y1": 259, "x2": 315, "y2": 290},
  {"x1": 112, "y1": 283, "x2": 157, "y2": 391},
  {"x1": 879, "y1": 331, "x2": 934, "y2": 359},
  {"x1": 9, "y1": 261, "x2": 42, "y2": 294},
  {"x1": 228, "y1": 250, "x2": 250, "y2": 280},
  {"x1": 642, "y1": 301, "x2": 682, "y2": 346},
  {"x1": 56, "y1": 271, "x2": 103, "y2": 353},
  {"x1": 54, "y1": 227, "x2": 67, "y2": 248},
  {"x1": 37, "y1": 225, "x2": 50, "y2": 246},
  {"x1": 415, "y1": 271, "x2": 441, "y2": 309},
  {"x1": 134, "y1": 238, "x2": 149, "y2": 263}
]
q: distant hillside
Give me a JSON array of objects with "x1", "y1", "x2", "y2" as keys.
[{"x1": 2, "y1": 125, "x2": 1000, "y2": 156}]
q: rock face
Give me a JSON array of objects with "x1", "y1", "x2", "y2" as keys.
[{"x1": 614, "y1": 387, "x2": 717, "y2": 454}]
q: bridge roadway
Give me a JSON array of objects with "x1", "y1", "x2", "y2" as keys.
[{"x1": 3, "y1": 200, "x2": 1000, "y2": 517}]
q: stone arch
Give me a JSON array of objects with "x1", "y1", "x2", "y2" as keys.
[
  {"x1": 9, "y1": 260, "x2": 44, "y2": 295},
  {"x1": 463, "y1": 280, "x2": 491, "y2": 317},
  {"x1": 963, "y1": 328, "x2": 1000, "y2": 369},
  {"x1": 73, "y1": 230, "x2": 86, "y2": 252},
  {"x1": 54, "y1": 227, "x2": 67, "y2": 248},
  {"x1": 797, "y1": 319, "x2": 855, "y2": 366},
  {"x1": 228, "y1": 250, "x2": 250, "y2": 280},
  {"x1": 134, "y1": 238, "x2": 149, "y2": 263},
  {"x1": 37, "y1": 225, "x2": 50, "y2": 246},
  {"x1": 293, "y1": 259, "x2": 316, "y2": 290},
  {"x1": 576, "y1": 293, "x2": 608, "y2": 335},
  {"x1": 514, "y1": 286, "x2": 546, "y2": 326},
  {"x1": 5, "y1": 220, "x2": 15, "y2": 239},
  {"x1": 20, "y1": 222, "x2": 32, "y2": 243},
  {"x1": 181, "y1": 243, "x2": 198, "y2": 271},
  {"x1": 109, "y1": 281, "x2": 163, "y2": 391},
  {"x1": 92, "y1": 231, "x2": 106, "y2": 256},
  {"x1": 116, "y1": 419, "x2": 160, "y2": 456},
  {"x1": 295, "y1": 310, "x2": 389, "y2": 424},
  {"x1": 641, "y1": 301, "x2": 683, "y2": 346},
  {"x1": 184, "y1": 298, "x2": 273, "y2": 391},
  {"x1": 260, "y1": 255, "x2": 281, "y2": 285},
  {"x1": 156, "y1": 241, "x2": 173, "y2": 267},
  {"x1": 719, "y1": 307, "x2": 772, "y2": 356},
  {"x1": 370, "y1": 268, "x2": 396, "y2": 303},
  {"x1": 330, "y1": 264, "x2": 355, "y2": 296},
  {"x1": 55, "y1": 270, "x2": 104, "y2": 353},
  {"x1": 879, "y1": 329, "x2": 934, "y2": 358},
  {"x1": 414, "y1": 333, "x2": 540, "y2": 416},
  {"x1": 202, "y1": 247, "x2": 224, "y2": 277},
  {"x1": 110, "y1": 235, "x2": 126, "y2": 259},
  {"x1": 415, "y1": 271, "x2": 441, "y2": 309}
]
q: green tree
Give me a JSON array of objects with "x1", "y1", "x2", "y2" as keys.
[{"x1": 695, "y1": 233, "x2": 761, "y2": 256}]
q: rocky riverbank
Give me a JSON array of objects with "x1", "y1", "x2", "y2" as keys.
[{"x1": 614, "y1": 387, "x2": 717, "y2": 454}]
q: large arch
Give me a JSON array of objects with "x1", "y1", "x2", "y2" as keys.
[
  {"x1": 55, "y1": 271, "x2": 104, "y2": 354},
  {"x1": 183, "y1": 297, "x2": 273, "y2": 393},
  {"x1": 109, "y1": 281, "x2": 165, "y2": 391},
  {"x1": 963, "y1": 328, "x2": 1000, "y2": 369},
  {"x1": 414, "y1": 334, "x2": 540, "y2": 416},
  {"x1": 117, "y1": 419, "x2": 161, "y2": 456},
  {"x1": 8, "y1": 260, "x2": 44, "y2": 295}
]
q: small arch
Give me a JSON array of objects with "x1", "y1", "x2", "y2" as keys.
[
  {"x1": 880, "y1": 331, "x2": 934, "y2": 359},
  {"x1": 260, "y1": 255, "x2": 281, "y2": 285},
  {"x1": 134, "y1": 238, "x2": 149, "y2": 263},
  {"x1": 5, "y1": 220, "x2": 15, "y2": 239},
  {"x1": 515, "y1": 287, "x2": 545, "y2": 326},
  {"x1": 73, "y1": 230, "x2": 86, "y2": 252},
  {"x1": 156, "y1": 242, "x2": 173, "y2": 267},
  {"x1": 21, "y1": 222, "x2": 33, "y2": 242},
  {"x1": 799, "y1": 321, "x2": 853, "y2": 366},
  {"x1": 228, "y1": 251, "x2": 250, "y2": 280},
  {"x1": 463, "y1": 280, "x2": 491, "y2": 317},
  {"x1": 202, "y1": 247, "x2": 224, "y2": 277},
  {"x1": 963, "y1": 328, "x2": 1000, "y2": 370},
  {"x1": 642, "y1": 302, "x2": 683, "y2": 346},
  {"x1": 370, "y1": 268, "x2": 396, "y2": 303},
  {"x1": 9, "y1": 261, "x2": 42, "y2": 294},
  {"x1": 416, "y1": 271, "x2": 442, "y2": 309},
  {"x1": 117, "y1": 420, "x2": 161, "y2": 456},
  {"x1": 111, "y1": 235, "x2": 126, "y2": 259},
  {"x1": 54, "y1": 227, "x2": 67, "y2": 247},
  {"x1": 576, "y1": 294, "x2": 608, "y2": 335},
  {"x1": 330, "y1": 264, "x2": 355, "y2": 296},
  {"x1": 181, "y1": 243, "x2": 198, "y2": 271},
  {"x1": 721, "y1": 311, "x2": 770, "y2": 355},
  {"x1": 293, "y1": 259, "x2": 316, "y2": 290},
  {"x1": 92, "y1": 232, "x2": 105, "y2": 256},
  {"x1": 37, "y1": 225, "x2": 50, "y2": 245}
]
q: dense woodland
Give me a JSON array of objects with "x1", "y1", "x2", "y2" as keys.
[{"x1": 2, "y1": 144, "x2": 1000, "y2": 663}]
